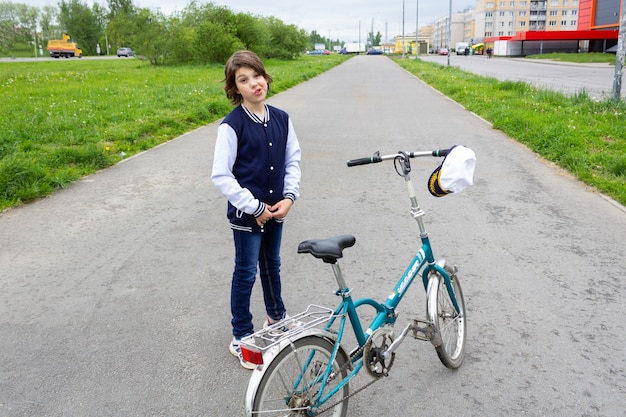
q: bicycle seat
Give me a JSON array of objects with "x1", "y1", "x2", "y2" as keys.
[{"x1": 297, "y1": 235, "x2": 356, "y2": 264}]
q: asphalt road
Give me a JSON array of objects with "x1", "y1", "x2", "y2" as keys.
[
  {"x1": 1, "y1": 55, "x2": 625, "y2": 416},
  {"x1": 419, "y1": 53, "x2": 625, "y2": 100}
]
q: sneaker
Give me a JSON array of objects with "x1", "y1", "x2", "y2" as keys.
[
  {"x1": 229, "y1": 338, "x2": 256, "y2": 370},
  {"x1": 263, "y1": 313, "x2": 290, "y2": 331}
]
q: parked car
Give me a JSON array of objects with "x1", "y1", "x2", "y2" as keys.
[
  {"x1": 366, "y1": 49, "x2": 383, "y2": 55},
  {"x1": 117, "y1": 47, "x2": 134, "y2": 57},
  {"x1": 438, "y1": 48, "x2": 449, "y2": 56}
]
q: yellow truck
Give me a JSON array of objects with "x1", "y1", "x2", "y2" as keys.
[{"x1": 47, "y1": 34, "x2": 82, "y2": 58}]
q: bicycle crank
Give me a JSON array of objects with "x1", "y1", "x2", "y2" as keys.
[{"x1": 363, "y1": 328, "x2": 396, "y2": 378}]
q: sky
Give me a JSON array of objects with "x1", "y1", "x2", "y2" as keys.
[{"x1": 27, "y1": 0, "x2": 471, "y2": 43}]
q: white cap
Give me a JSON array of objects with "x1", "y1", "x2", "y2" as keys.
[{"x1": 428, "y1": 145, "x2": 476, "y2": 197}]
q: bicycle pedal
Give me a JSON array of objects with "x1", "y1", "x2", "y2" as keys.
[{"x1": 410, "y1": 319, "x2": 435, "y2": 341}]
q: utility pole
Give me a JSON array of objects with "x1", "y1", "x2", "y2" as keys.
[
  {"x1": 416, "y1": 0, "x2": 419, "y2": 56},
  {"x1": 447, "y1": 0, "x2": 452, "y2": 66},
  {"x1": 611, "y1": 0, "x2": 626, "y2": 101},
  {"x1": 402, "y1": 0, "x2": 406, "y2": 59}
]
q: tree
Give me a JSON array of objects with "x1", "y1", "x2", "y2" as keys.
[
  {"x1": 16, "y1": 4, "x2": 37, "y2": 49},
  {"x1": 265, "y1": 17, "x2": 307, "y2": 59},
  {"x1": 368, "y1": 31, "x2": 382, "y2": 47},
  {"x1": 128, "y1": 8, "x2": 169, "y2": 64},
  {"x1": 234, "y1": 12, "x2": 271, "y2": 57},
  {"x1": 0, "y1": 2, "x2": 20, "y2": 53},
  {"x1": 58, "y1": 0, "x2": 104, "y2": 55},
  {"x1": 193, "y1": 20, "x2": 244, "y2": 64},
  {"x1": 39, "y1": 6, "x2": 58, "y2": 40}
]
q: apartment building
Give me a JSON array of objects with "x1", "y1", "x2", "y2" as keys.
[{"x1": 471, "y1": 0, "x2": 617, "y2": 55}]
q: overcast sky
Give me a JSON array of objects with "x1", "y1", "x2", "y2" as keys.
[{"x1": 28, "y1": 0, "x2": 471, "y2": 43}]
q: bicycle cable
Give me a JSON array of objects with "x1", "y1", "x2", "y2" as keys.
[{"x1": 393, "y1": 151, "x2": 411, "y2": 177}]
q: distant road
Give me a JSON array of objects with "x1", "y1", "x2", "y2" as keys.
[
  {"x1": 418, "y1": 53, "x2": 624, "y2": 99},
  {"x1": 0, "y1": 55, "x2": 128, "y2": 63}
]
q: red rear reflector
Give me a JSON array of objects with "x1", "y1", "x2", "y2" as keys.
[{"x1": 241, "y1": 346, "x2": 263, "y2": 365}]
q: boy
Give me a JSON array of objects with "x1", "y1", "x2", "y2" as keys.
[{"x1": 211, "y1": 50, "x2": 301, "y2": 369}]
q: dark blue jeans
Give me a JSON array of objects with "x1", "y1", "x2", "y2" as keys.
[{"x1": 231, "y1": 221, "x2": 286, "y2": 339}]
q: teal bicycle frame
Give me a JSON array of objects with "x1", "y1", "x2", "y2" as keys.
[{"x1": 306, "y1": 151, "x2": 462, "y2": 412}]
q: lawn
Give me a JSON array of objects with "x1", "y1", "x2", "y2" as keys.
[{"x1": 0, "y1": 55, "x2": 348, "y2": 210}]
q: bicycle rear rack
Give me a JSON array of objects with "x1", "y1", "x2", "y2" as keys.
[{"x1": 240, "y1": 304, "x2": 335, "y2": 354}]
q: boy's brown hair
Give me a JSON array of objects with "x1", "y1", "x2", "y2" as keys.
[{"x1": 223, "y1": 50, "x2": 273, "y2": 105}]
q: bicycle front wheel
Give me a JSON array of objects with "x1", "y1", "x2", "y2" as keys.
[
  {"x1": 427, "y1": 267, "x2": 466, "y2": 369},
  {"x1": 251, "y1": 335, "x2": 349, "y2": 416}
]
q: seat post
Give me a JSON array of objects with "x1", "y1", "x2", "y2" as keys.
[{"x1": 330, "y1": 262, "x2": 349, "y2": 292}]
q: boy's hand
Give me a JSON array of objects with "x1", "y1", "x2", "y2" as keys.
[
  {"x1": 256, "y1": 205, "x2": 273, "y2": 227},
  {"x1": 268, "y1": 199, "x2": 294, "y2": 221}
]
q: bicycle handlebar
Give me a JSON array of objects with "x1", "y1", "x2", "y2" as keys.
[{"x1": 346, "y1": 149, "x2": 450, "y2": 167}]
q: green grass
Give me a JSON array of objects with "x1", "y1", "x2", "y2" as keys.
[
  {"x1": 525, "y1": 52, "x2": 617, "y2": 65},
  {"x1": 0, "y1": 42, "x2": 40, "y2": 58},
  {"x1": 0, "y1": 55, "x2": 348, "y2": 210},
  {"x1": 396, "y1": 58, "x2": 626, "y2": 206}
]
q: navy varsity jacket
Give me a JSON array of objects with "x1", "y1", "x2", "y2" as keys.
[{"x1": 211, "y1": 104, "x2": 301, "y2": 233}]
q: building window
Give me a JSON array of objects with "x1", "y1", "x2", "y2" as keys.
[
  {"x1": 561, "y1": 20, "x2": 567, "y2": 25},
  {"x1": 486, "y1": 2, "x2": 494, "y2": 8},
  {"x1": 562, "y1": 10, "x2": 567, "y2": 15},
  {"x1": 550, "y1": 0, "x2": 558, "y2": 6},
  {"x1": 519, "y1": 10, "x2": 527, "y2": 16},
  {"x1": 500, "y1": 11, "x2": 505, "y2": 16},
  {"x1": 500, "y1": 1, "x2": 505, "y2": 6},
  {"x1": 571, "y1": 20, "x2": 577, "y2": 25},
  {"x1": 519, "y1": 20, "x2": 527, "y2": 26},
  {"x1": 498, "y1": 31, "x2": 504, "y2": 35},
  {"x1": 549, "y1": 20, "x2": 557, "y2": 25},
  {"x1": 572, "y1": 10, "x2": 577, "y2": 15},
  {"x1": 510, "y1": 1, "x2": 515, "y2": 5},
  {"x1": 563, "y1": 0, "x2": 568, "y2": 5},
  {"x1": 499, "y1": 21, "x2": 505, "y2": 26},
  {"x1": 572, "y1": 0, "x2": 578, "y2": 5},
  {"x1": 520, "y1": 0, "x2": 527, "y2": 5},
  {"x1": 485, "y1": 31, "x2": 493, "y2": 36},
  {"x1": 550, "y1": 10, "x2": 558, "y2": 15}
]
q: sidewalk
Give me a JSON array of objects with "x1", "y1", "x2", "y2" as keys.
[{"x1": 1, "y1": 55, "x2": 625, "y2": 416}]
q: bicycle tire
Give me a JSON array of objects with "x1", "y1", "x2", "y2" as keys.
[
  {"x1": 427, "y1": 268, "x2": 466, "y2": 369},
  {"x1": 251, "y1": 335, "x2": 349, "y2": 416}
]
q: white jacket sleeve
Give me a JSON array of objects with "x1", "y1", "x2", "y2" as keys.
[{"x1": 283, "y1": 118, "x2": 302, "y2": 201}]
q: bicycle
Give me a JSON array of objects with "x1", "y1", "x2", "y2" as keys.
[{"x1": 240, "y1": 148, "x2": 472, "y2": 416}]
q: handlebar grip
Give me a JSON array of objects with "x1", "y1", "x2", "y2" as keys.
[
  {"x1": 432, "y1": 148, "x2": 451, "y2": 157},
  {"x1": 347, "y1": 157, "x2": 374, "y2": 167},
  {"x1": 347, "y1": 151, "x2": 382, "y2": 167}
]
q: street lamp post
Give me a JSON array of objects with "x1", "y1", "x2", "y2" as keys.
[
  {"x1": 416, "y1": 0, "x2": 419, "y2": 56},
  {"x1": 611, "y1": 0, "x2": 625, "y2": 100},
  {"x1": 447, "y1": 0, "x2": 452, "y2": 66},
  {"x1": 402, "y1": 0, "x2": 406, "y2": 58}
]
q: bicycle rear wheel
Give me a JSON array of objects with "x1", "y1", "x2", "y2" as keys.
[
  {"x1": 427, "y1": 267, "x2": 466, "y2": 369},
  {"x1": 250, "y1": 335, "x2": 349, "y2": 416}
]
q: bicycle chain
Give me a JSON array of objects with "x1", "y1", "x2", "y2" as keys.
[{"x1": 314, "y1": 343, "x2": 384, "y2": 416}]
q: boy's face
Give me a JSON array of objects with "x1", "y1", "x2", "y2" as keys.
[{"x1": 235, "y1": 66, "x2": 268, "y2": 108}]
